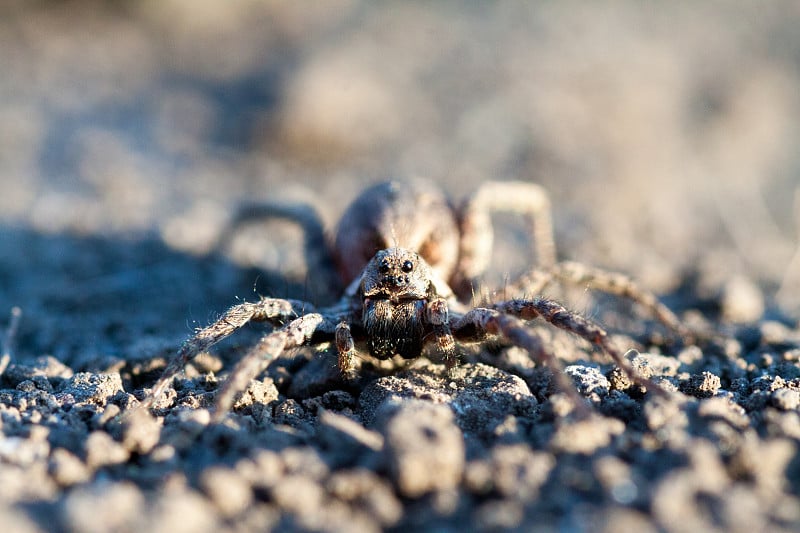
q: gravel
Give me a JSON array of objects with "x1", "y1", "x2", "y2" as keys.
[{"x1": 2, "y1": 2, "x2": 800, "y2": 532}]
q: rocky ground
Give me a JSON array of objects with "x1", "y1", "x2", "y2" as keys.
[{"x1": 1, "y1": 2, "x2": 800, "y2": 532}]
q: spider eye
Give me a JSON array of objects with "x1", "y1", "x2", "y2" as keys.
[
  {"x1": 378, "y1": 259, "x2": 390, "y2": 274},
  {"x1": 401, "y1": 260, "x2": 414, "y2": 273}
]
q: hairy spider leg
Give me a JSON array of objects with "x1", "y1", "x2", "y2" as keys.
[
  {"x1": 335, "y1": 321, "x2": 358, "y2": 378},
  {"x1": 426, "y1": 297, "x2": 458, "y2": 370},
  {"x1": 508, "y1": 261, "x2": 692, "y2": 341},
  {"x1": 454, "y1": 181, "x2": 556, "y2": 300},
  {"x1": 453, "y1": 307, "x2": 592, "y2": 418},
  {"x1": 212, "y1": 312, "x2": 336, "y2": 421},
  {"x1": 138, "y1": 298, "x2": 307, "y2": 413},
  {"x1": 491, "y1": 298, "x2": 670, "y2": 397},
  {"x1": 217, "y1": 200, "x2": 342, "y2": 299}
]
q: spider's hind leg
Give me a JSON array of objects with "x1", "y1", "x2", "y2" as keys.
[
  {"x1": 510, "y1": 262, "x2": 692, "y2": 342},
  {"x1": 454, "y1": 181, "x2": 556, "y2": 300},
  {"x1": 218, "y1": 200, "x2": 342, "y2": 301}
]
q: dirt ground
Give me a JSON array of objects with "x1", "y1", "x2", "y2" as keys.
[{"x1": 1, "y1": 2, "x2": 799, "y2": 532}]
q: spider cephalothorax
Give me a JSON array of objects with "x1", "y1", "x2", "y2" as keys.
[
  {"x1": 138, "y1": 180, "x2": 691, "y2": 419},
  {"x1": 360, "y1": 248, "x2": 434, "y2": 360}
]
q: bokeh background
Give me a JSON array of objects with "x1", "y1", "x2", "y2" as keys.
[{"x1": 1, "y1": 0, "x2": 799, "y2": 361}]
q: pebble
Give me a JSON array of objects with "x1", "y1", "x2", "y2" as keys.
[{"x1": 377, "y1": 400, "x2": 465, "y2": 497}]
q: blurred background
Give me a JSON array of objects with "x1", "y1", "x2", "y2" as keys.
[{"x1": 1, "y1": 1, "x2": 799, "y2": 365}]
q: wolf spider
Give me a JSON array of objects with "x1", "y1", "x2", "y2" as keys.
[{"x1": 139, "y1": 180, "x2": 688, "y2": 419}]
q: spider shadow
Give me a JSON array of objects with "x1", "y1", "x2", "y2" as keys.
[{"x1": 0, "y1": 223, "x2": 332, "y2": 384}]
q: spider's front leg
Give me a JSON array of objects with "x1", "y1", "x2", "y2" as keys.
[
  {"x1": 493, "y1": 298, "x2": 669, "y2": 398},
  {"x1": 212, "y1": 312, "x2": 337, "y2": 421},
  {"x1": 137, "y1": 298, "x2": 310, "y2": 413},
  {"x1": 427, "y1": 297, "x2": 458, "y2": 371},
  {"x1": 335, "y1": 321, "x2": 358, "y2": 379},
  {"x1": 452, "y1": 307, "x2": 593, "y2": 416}
]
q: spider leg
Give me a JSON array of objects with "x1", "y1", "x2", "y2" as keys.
[
  {"x1": 509, "y1": 261, "x2": 691, "y2": 340},
  {"x1": 452, "y1": 307, "x2": 592, "y2": 417},
  {"x1": 217, "y1": 200, "x2": 342, "y2": 298},
  {"x1": 454, "y1": 181, "x2": 556, "y2": 299},
  {"x1": 335, "y1": 321, "x2": 357, "y2": 378},
  {"x1": 491, "y1": 297, "x2": 669, "y2": 398},
  {"x1": 212, "y1": 312, "x2": 335, "y2": 421},
  {"x1": 427, "y1": 297, "x2": 458, "y2": 371},
  {"x1": 138, "y1": 298, "x2": 309, "y2": 412}
]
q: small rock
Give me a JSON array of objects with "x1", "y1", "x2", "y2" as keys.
[
  {"x1": 697, "y1": 397, "x2": 750, "y2": 429},
  {"x1": 633, "y1": 352, "x2": 682, "y2": 377},
  {"x1": 0, "y1": 506, "x2": 41, "y2": 533},
  {"x1": 237, "y1": 449, "x2": 283, "y2": 491},
  {"x1": 62, "y1": 481, "x2": 145, "y2": 533},
  {"x1": 760, "y1": 320, "x2": 796, "y2": 346},
  {"x1": 59, "y1": 373, "x2": 123, "y2": 406},
  {"x1": 200, "y1": 466, "x2": 254, "y2": 518},
  {"x1": 608, "y1": 351, "x2": 680, "y2": 394},
  {"x1": 682, "y1": 371, "x2": 721, "y2": 398},
  {"x1": 594, "y1": 456, "x2": 637, "y2": 505},
  {"x1": 231, "y1": 378, "x2": 279, "y2": 411},
  {"x1": 487, "y1": 444, "x2": 554, "y2": 500},
  {"x1": 160, "y1": 408, "x2": 211, "y2": 451},
  {"x1": 565, "y1": 364, "x2": 610, "y2": 399},
  {"x1": 280, "y1": 446, "x2": 330, "y2": 480},
  {"x1": 377, "y1": 400, "x2": 465, "y2": 498},
  {"x1": 145, "y1": 484, "x2": 220, "y2": 532},
  {"x1": 85, "y1": 430, "x2": 129, "y2": 469},
  {"x1": 644, "y1": 396, "x2": 689, "y2": 434},
  {"x1": 270, "y1": 475, "x2": 325, "y2": 516},
  {"x1": 3, "y1": 356, "x2": 73, "y2": 387},
  {"x1": 326, "y1": 468, "x2": 402, "y2": 527},
  {"x1": 474, "y1": 499, "x2": 524, "y2": 530},
  {"x1": 316, "y1": 410, "x2": 384, "y2": 466},
  {"x1": 722, "y1": 276, "x2": 764, "y2": 323},
  {"x1": 549, "y1": 415, "x2": 625, "y2": 454},
  {"x1": 360, "y1": 363, "x2": 536, "y2": 444},
  {"x1": 119, "y1": 409, "x2": 162, "y2": 454},
  {"x1": 771, "y1": 388, "x2": 800, "y2": 411},
  {"x1": 273, "y1": 399, "x2": 309, "y2": 431},
  {"x1": 49, "y1": 448, "x2": 91, "y2": 486}
]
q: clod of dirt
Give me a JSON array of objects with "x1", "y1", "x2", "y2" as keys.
[
  {"x1": 199, "y1": 466, "x2": 254, "y2": 518},
  {"x1": 565, "y1": 364, "x2": 611, "y2": 401},
  {"x1": 58, "y1": 372, "x2": 124, "y2": 406},
  {"x1": 375, "y1": 399, "x2": 465, "y2": 498},
  {"x1": 85, "y1": 430, "x2": 130, "y2": 469},
  {"x1": 464, "y1": 443, "x2": 554, "y2": 500},
  {"x1": 326, "y1": 469, "x2": 403, "y2": 528},
  {"x1": 682, "y1": 371, "x2": 722, "y2": 398},
  {"x1": 722, "y1": 276, "x2": 765, "y2": 323},
  {"x1": 118, "y1": 408, "x2": 162, "y2": 454},
  {"x1": 315, "y1": 410, "x2": 384, "y2": 468},
  {"x1": 48, "y1": 448, "x2": 91, "y2": 487},
  {"x1": 359, "y1": 362, "x2": 537, "y2": 446},
  {"x1": 549, "y1": 414, "x2": 626, "y2": 454}
]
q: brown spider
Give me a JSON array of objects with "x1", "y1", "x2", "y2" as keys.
[{"x1": 139, "y1": 180, "x2": 688, "y2": 420}]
